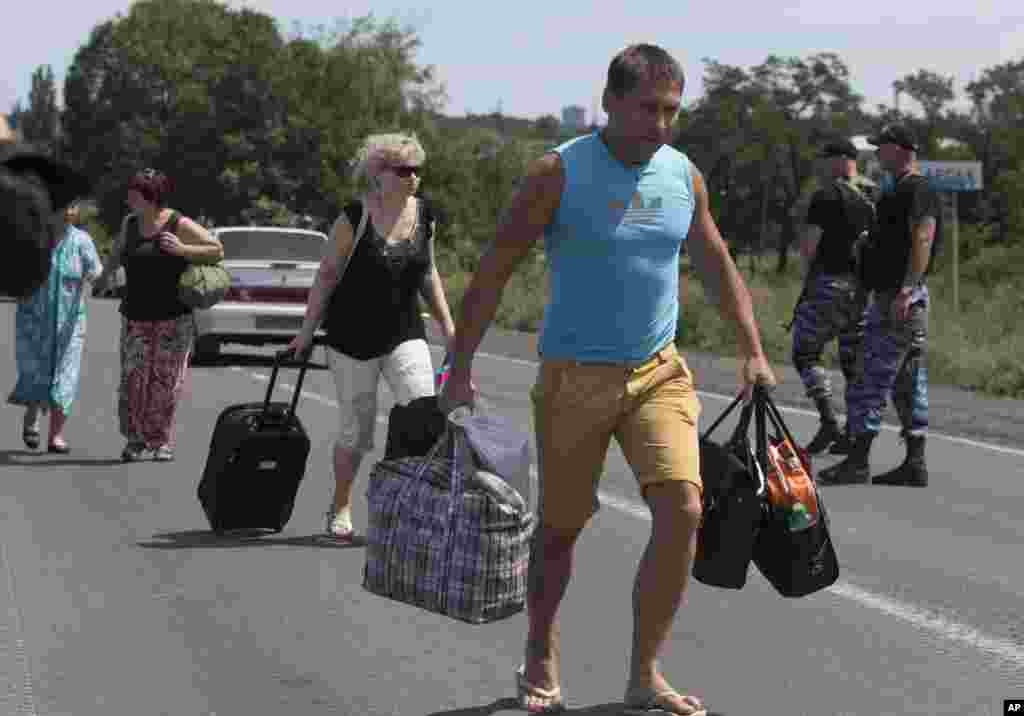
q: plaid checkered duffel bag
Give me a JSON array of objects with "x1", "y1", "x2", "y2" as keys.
[{"x1": 363, "y1": 424, "x2": 535, "y2": 624}]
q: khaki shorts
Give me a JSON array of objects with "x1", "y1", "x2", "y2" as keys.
[{"x1": 530, "y1": 342, "x2": 702, "y2": 530}]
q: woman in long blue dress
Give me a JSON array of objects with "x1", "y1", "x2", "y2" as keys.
[{"x1": 8, "y1": 202, "x2": 102, "y2": 452}]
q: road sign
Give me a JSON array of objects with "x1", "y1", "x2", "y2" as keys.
[
  {"x1": 918, "y1": 160, "x2": 983, "y2": 192},
  {"x1": 917, "y1": 159, "x2": 984, "y2": 316}
]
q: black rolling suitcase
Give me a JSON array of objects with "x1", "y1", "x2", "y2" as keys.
[{"x1": 198, "y1": 349, "x2": 312, "y2": 534}]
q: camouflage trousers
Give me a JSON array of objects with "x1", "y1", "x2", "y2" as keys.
[
  {"x1": 845, "y1": 287, "x2": 929, "y2": 438},
  {"x1": 791, "y1": 274, "x2": 867, "y2": 405}
]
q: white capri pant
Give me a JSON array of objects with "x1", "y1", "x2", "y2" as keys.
[{"x1": 326, "y1": 338, "x2": 436, "y2": 452}]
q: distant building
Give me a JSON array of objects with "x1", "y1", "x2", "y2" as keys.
[{"x1": 561, "y1": 105, "x2": 587, "y2": 133}]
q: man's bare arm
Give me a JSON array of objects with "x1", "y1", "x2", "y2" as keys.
[
  {"x1": 902, "y1": 216, "x2": 935, "y2": 288},
  {"x1": 449, "y1": 153, "x2": 563, "y2": 376},
  {"x1": 686, "y1": 164, "x2": 767, "y2": 361}
]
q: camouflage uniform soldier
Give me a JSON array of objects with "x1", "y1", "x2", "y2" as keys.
[
  {"x1": 792, "y1": 138, "x2": 876, "y2": 454},
  {"x1": 819, "y1": 124, "x2": 940, "y2": 487}
]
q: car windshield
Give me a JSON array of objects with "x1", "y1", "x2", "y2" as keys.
[{"x1": 217, "y1": 230, "x2": 324, "y2": 262}]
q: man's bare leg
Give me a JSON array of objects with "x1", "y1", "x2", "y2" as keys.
[
  {"x1": 627, "y1": 481, "x2": 704, "y2": 712},
  {"x1": 521, "y1": 523, "x2": 584, "y2": 709}
]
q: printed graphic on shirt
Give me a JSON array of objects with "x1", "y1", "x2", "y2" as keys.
[{"x1": 622, "y1": 192, "x2": 663, "y2": 226}]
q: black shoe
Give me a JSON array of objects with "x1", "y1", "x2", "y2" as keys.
[
  {"x1": 817, "y1": 433, "x2": 874, "y2": 485},
  {"x1": 47, "y1": 442, "x2": 70, "y2": 454},
  {"x1": 828, "y1": 429, "x2": 853, "y2": 455},
  {"x1": 872, "y1": 435, "x2": 928, "y2": 487},
  {"x1": 871, "y1": 460, "x2": 928, "y2": 487},
  {"x1": 818, "y1": 457, "x2": 870, "y2": 485},
  {"x1": 805, "y1": 421, "x2": 841, "y2": 455}
]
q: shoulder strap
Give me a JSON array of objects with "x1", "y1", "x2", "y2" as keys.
[
  {"x1": 834, "y1": 178, "x2": 872, "y2": 210},
  {"x1": 834, "y1": 178, "x2": 877, "y2": 225},
  {"x1": 413, "y1": 198, "x2": 433, "y2": 244},
  {"x1": 337, "y1": 201, "x2": 368, "y2": 282}
]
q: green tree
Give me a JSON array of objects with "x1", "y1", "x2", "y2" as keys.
[
  {"x1": 12, "y1": 65, "x2": 61, "y2": 154},
  {"x1": 963, "y1": 59, "x2": 1024, "y2": 240},
  {"x1": 60, "y1": 2, "x2": 444, "y2": 231},
  {"x1": 894, "y1": 69, "x2": 955, "y2": 153},
  {"x1": 679, "y1": 54, "x2": 862, "y2": 272}
]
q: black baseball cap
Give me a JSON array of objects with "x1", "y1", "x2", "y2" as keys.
[
  {"x1": 821, "y1": 138, "x2": 859, "y2": 160},
  {"x1": 868, "y1": 124, "x2": 919, "y2": 152}
]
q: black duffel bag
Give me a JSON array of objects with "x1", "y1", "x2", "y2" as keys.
[
  {"x1": 693, "y1": 392, "x2": 766, "y2": 590},
  {"x1": 750, "y1": 385, "x2": 840, "y2": 598}
]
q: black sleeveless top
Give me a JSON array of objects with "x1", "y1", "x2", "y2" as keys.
[
  {"x1": 120, "y1": 212, "x2": 192, "y2": 321},
  {"x1": 323, "y1": 200, "x2": 434, "y2": 360}
]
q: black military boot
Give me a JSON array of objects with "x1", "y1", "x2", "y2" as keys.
[
  {"x1": 828, "y1": 428, "x2": 853, "y2": 455},
  {"x1": 805, "y1": 397, "x2": 841, "y2": 455},
  {"x1": 817, "y1": 433, "x2": 874, "y2": 485},
  {"x1": 872, "y1": 435, "x2": 928, "y2": 487}
]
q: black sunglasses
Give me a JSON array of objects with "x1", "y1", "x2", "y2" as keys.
[{"x1": 391, "y1": 165, "x2": 422, "y2": 178}]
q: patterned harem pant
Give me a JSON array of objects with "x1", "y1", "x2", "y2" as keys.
[{"x1": 118, "y1": 314, "x2": 195, "y2": 449}]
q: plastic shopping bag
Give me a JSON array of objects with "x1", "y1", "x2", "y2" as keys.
[{"x1": 448, "y1": 404, "x2": 537, "y2": 515}]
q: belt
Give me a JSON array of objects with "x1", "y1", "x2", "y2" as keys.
[{"x1": 568, "y1": 343, "x2": 677, "y2": 370}]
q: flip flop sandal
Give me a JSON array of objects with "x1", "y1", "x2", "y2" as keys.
[
  {"x1": 515, "y1": 665, "x2": 565, "y2": 714},
  {"x1": 22, "y1": 428, "x2": 40, "y2": 450},
  {"x1": 623, "y1": 687, "x2": 707, "y2": 716}
]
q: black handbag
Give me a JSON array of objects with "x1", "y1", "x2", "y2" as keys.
[
  {"x1": 692, "y1": 392, "x2": 766, "y2": 590},
  {"x1": 749, "y1": 384, "x2": 841, "y2": 598},
  {"x1": 383, "y1": 395, "x2": 447, "y2": 461}
]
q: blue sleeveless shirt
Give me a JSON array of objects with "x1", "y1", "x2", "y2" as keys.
[{"x1": 538, "y1": 132, "x2": 696, "y2": 363}]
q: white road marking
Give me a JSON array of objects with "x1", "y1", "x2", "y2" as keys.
[{"x1": 229, "y1": 363, "x2": 1024, "y2": 672}]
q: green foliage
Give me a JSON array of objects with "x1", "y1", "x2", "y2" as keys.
[
  {"x1": 10, "y1": 66, "x2": 60, "y2": 153},
  {"x1": 60, "y1": 2, "x2": 444, "y2": 232}
]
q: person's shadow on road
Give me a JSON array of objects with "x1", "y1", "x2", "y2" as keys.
[
  {"x1": 425, "y1": 698, "x2": 726, "y2": 715},
  {"x1": 427, "y1": 701, "x2": 726, "y2": 715},
  {"x1": 0, "y1": 449, "x2": 125, "y2": 468},
  {"x1": 136, "y1": 529, "x2": 367, "y2": 550}
]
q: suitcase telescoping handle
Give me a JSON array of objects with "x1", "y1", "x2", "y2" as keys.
[{"x1": 261, "y1": 345, "x2": 313, "y2": 424}]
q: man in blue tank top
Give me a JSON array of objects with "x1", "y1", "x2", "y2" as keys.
[{"x1": 444, "y1": 45, "x2": 775, "y2": 715}]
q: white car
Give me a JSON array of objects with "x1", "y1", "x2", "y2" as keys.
[{"x1": 192, "y1": 226, "x2": 327, "y2": 363}]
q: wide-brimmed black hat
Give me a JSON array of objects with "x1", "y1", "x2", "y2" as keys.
[
  {"x1": 821, "y1": 138, "x2": 859, "y2": 160},
  {"x1": 868, "y1": 124, "x2": 919, "y2": 152},
  {"x1": 0, "y1": 143, "x2": 91, "y2": 209}
]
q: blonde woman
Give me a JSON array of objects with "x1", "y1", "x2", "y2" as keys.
[{"x1": 289, "y1": 132, "x2": 456, "y2": 541}]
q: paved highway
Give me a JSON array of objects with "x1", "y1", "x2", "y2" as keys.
[{"x1": 2, "y1": 296, "x2": 1022, "y2": 715}]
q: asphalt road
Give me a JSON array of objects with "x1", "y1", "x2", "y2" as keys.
[{"x1": 2, "y1": 296, "x2": 1022, "y2": 716}]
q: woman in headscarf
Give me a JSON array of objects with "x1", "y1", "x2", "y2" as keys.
[{"x1": 8, "y1": 200, "x2": 102, "y2": 452}]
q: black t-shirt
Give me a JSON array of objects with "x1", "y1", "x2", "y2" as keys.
[
  {"x1": 805, "y1": 179, "x2": 876, "y2": 276},
  {"x1": 323, "y1": 200, "x2": 435, "y2": 360},
  {"x1": 867, "y1": 173, "x2": 943, "y2": 291}
]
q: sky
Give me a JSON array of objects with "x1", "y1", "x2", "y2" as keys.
[{"x1": 3, "y1": 0, "x2": 1023, "y2": 125}]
